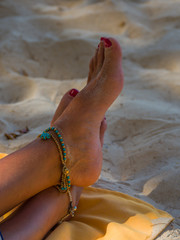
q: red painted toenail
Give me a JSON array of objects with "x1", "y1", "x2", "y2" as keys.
[
  {"x1": 100, "y1": 37, "x2": 112, "y2": 48},
  {"x1": 69, "y1": 88, "x2": 79, "y2": 97}
]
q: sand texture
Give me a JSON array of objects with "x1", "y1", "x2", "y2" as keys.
[{"x1": 0, "y1": 0, "x2": 180, "y2": 239}]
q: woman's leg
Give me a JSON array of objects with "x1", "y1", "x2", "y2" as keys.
[
  {"x1": 0, "y1": 37, "x2": 123, "y2": 215},
  {"x1": 0, "y1": 91, "x2": 107, "y2": 240},
  {"x1": 0, "y1": 186, "x2": 82, "y2": 240},
  {"x1": 0, "y1": 135, "x2": 62, "y2": 216}
]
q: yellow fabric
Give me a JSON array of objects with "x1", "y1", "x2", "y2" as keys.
[
  {"x1": 46, "y1": 187, "x2": 173, "y2": 240},
  {"x1": 0, "y1": 153, "x2": 173, "y2": 240},
  {"x1": 0, "y1": 153, "x2": 7, "y2": 159}
]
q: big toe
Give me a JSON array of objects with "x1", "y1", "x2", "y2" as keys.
[
  {"x1": 100, "y1": 117, "x2": 107, "y2": 147},
  {"x1": 100, "y1": 37, "x2": 124, "y2": 95},
  {"x1": 51, "y1": 88, "x2": 79, "y2": 125}
]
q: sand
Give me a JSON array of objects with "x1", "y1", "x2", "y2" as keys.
[{"x1": 0, "y1": 0, "x2": 180, "y2": 239}]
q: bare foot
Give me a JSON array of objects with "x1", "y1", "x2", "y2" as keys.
[
  {"x1": 53, "y1": 37, "x2": 123, "y2": 186},
  {"x1": 0, "y1": 39, "x2": 112, "y2": 216},
  {"x1": 0, "y1": 38, "x2": 119, "y2": 216},
  {"x1": 0, "y1": 90, "x2": 108, "y2": 240}
]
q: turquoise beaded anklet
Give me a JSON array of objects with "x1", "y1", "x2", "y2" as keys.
[
  {"x1": 39, "y1": 127, "x2": 71, "y2": 192},
  {"x1": 39, "y1": 126, "x2": 77, "y2": 223}
]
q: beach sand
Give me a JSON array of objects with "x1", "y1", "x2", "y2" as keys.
[{"x1": 0, "y1": 0, "x2": 180, "y2": 238}]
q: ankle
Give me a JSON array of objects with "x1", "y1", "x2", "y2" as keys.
[{"x1": 36, "y1": 137, "x2": 62, "y2": 187}]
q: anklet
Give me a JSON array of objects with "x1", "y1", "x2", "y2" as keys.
[
  {"x1": 39, "y1": 126, "x2": 71, "y2": 192},
  {"x1": 39, "y1": 127, "x2": 77, "y2": 222},
  {"x1": 54, "y1": 187, "x2": 77, "y2": 224}
]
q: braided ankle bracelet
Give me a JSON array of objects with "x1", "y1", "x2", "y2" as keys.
[{"x1": 39, "y1": 126, "x2": 77, "y2": 222}]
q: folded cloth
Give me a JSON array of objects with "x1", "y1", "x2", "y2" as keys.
[
  {"x1": 0, "y1": 153, "x2": 173, "y2": 240},
  {"x1": 46, "y1": 187, "x2": 173, "y2": 240}
]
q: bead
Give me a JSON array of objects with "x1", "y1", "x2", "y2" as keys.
[
  {"x1": 40, "y1": 132, "x2": 51, "y2": 140},
  {"x1": 40, "y1": 126, "x2": 71, "y2": 195}
]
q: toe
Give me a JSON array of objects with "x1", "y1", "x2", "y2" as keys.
[
  {"x1": 100, "y1": 37, "x2": 124, "y2": 96},
  {"x1": 88, "y1": 48, "x2": 99, "y2": 83},
  {"x1": 87, "y1": 58, "x2": 94, "y2": 83},
  {"x1": 51, "y1": 88, "x2": 79, "y2": 126},
  {"x1": 100, "y1": 117, "x2": 107, "y2": 147},
  {"x1": 96, "y1": 41, "x2": 105, "y2": 74},
  {"x1": 93, "y1": 48, "x2": 98, "y2": 71}
]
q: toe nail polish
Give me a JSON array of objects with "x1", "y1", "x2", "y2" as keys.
[
  {"x1": 69, "y1": 88, "x2": 79, "y2": 97},
  {"x1": 100, "y1": 37, "x2": 112, "y2": 48}
]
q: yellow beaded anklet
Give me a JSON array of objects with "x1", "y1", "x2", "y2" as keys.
[{"x1": 55, "y1": 187, "x2": 77, "y2": 224}]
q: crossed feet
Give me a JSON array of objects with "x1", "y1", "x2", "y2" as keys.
[
  {"x1": 0, "y1": 37, "x2": 124, "y2": 238},
  {"x1": 0, "y1": 37, "x2": 123, "y2": 218},
  {"x1": 52, "y1": 37, "x2": 123, "y2": 187}
]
